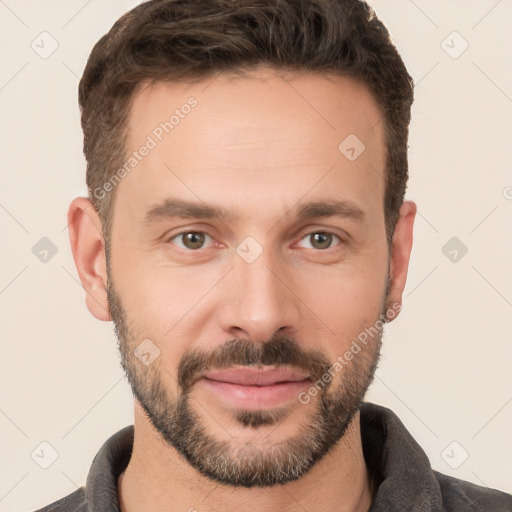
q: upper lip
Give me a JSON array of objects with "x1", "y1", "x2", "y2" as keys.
[{"x1": 203, "y1": 366, "x2": 311, "y2": 386}]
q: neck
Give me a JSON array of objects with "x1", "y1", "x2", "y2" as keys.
[{"x1": 118, "y1": 402, "x2": 373, "y2": 512}]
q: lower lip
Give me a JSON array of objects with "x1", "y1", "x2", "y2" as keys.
[{"x1": 201, "y1": 378, "x2": 311, "y2": 410}]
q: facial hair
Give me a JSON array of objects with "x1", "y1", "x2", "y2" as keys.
[{"x1": 107, "y1": 264, "x2": 389, "y2": 488}]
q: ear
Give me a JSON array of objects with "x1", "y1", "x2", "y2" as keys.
[
  {"x1": 386, "y1": 200, "x2": 417, "y2": 322},
  {"x1": 67, "y1": 197, "x2": 111, "y2": 321}
]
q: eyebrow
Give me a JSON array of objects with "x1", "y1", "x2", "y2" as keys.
[{"x1": 141, "y1": 197, "x2": 366, "y2": 226}]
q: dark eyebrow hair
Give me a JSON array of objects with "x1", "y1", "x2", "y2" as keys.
[
  {"x1": 141, "y1": 198, "x2": 235, "y2": 225},
  {"x1": 295, "y1": 200, "x2": 365, "y2": 223},
  {"x1": 141, "y1": 197, "x2": 366, "y2": 226}
]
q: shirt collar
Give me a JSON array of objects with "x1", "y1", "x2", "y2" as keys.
[
  {"x1": 85, "y1": 424, "x2": 132, "y2": 511},
  {"x1": 360, "y1": 402, "x2": 443, "y2": 511}
]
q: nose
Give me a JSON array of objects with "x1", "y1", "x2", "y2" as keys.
[{"x1": 218, "y1": 247, "x2": 301, "y2": 344}]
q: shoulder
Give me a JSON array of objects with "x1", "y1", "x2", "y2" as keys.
[
  {"x1": 32, "y1": 488, "x2": 86, "y2": 512},
  {"x1": 434, "y1": 471, "x2": 512, "y2": 511}
]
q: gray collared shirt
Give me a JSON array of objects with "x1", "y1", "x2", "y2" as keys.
[{"x1": 34, "y1": 402, "x2": 512, "y2": 511}]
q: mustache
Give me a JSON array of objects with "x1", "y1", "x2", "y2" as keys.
[{"x1": 178, "y1": 334, "x2": 332, "y2": 394}]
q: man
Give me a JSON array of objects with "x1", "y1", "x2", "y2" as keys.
[{"x1": 36, "y1": 0, "x2": 511, "y2": 510}]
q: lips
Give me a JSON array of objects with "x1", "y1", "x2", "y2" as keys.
[
  {"x1": 200, "y1": 366, "x2": 312, "y2": 410},
  {"x1": 202, "y1": 366, "x2": 311, "y2": 386}
]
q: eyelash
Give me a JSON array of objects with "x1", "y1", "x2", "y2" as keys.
[{"x1": 166, "y1": 229, "x2": 344, "y2": 252}]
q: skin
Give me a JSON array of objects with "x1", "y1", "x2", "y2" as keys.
[{"x1": 68, "y1": 66, "x2": 416, "y2": 512}]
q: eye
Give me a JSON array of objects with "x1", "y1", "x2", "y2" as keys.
[
  {"x1": 296, "y1": 231, "x2": 342, "y2": 250},
  {"x1": 168, "y1": 231, "x2": 214, "y2": 250}
]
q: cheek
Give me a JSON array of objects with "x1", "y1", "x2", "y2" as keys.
[
  {"x1": 295, "y1": 263, "x2": 387, "y2": 349},
  {"x1": 115, "y1": 260, "x2": 222, "y2": 350}
]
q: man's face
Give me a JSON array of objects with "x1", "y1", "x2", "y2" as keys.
[{"x1": 106, "y1": 68, "x2": 391, "y2": 487}]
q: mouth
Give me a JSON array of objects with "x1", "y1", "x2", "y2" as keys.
[
  {"x1": 203, "y1": 366, "x2": 311, "y2": 386},
  {"x1": 200, "y1": 366, "x2": 312, "y2": 410}
]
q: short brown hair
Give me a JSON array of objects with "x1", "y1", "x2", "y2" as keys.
[{"x1": 79, "y1": 0, "x2": 414, "y2": 247}]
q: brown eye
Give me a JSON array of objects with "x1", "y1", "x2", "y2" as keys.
[
  {"x1": 310, "y1": 232, "x2": 332, "y2": 249},
  {"x1": 183, "y1": 232, "x2": 205, "y2": 249},
  {"x1": 169, "y1": 231, "x2": 213, "y2": 250},
  {"x1": 297, "y1": 231, "x2": 341, "y2": 250}
]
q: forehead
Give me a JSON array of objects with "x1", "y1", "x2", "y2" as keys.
[
  {"x1": 127, "y1": 68, "x2": 384, "y2": 154},
  {"x1": 117, "y1": 68, "x2": 386, "y2": 228}
]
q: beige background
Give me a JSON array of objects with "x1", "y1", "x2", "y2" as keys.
[{"x1": 1, "y1": 1, "x2": 511, "y2": 510}]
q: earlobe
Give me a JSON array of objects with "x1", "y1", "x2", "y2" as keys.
[
  {"x1": 386, "y1": 200, "x2": 417, "y2": 322},
  {"x1": 67, "y1": 197, "x2": 111, "y2": 321}
]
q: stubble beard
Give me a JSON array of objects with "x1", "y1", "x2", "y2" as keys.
[{"x1": 106, "y1": 265, "x2": 388, "y2": 488}]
